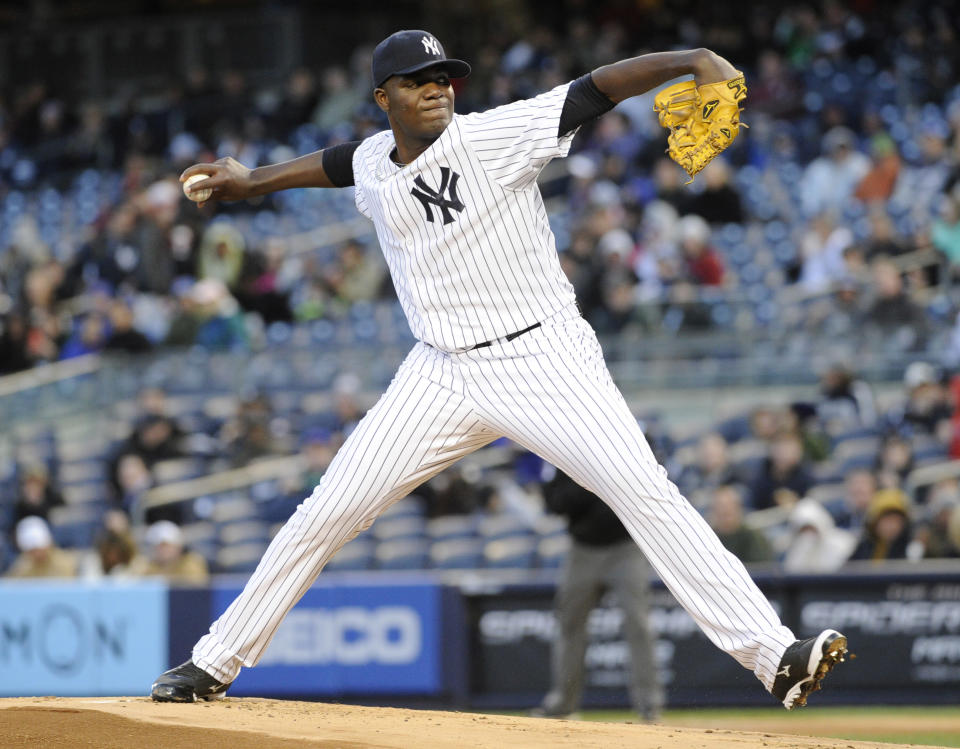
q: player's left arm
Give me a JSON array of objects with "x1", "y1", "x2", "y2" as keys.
[{"x1": 590, "y1": 48, "x2": 737, "y2": 103}]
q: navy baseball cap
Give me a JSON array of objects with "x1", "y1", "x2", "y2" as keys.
[{"x1": 372, "y1": 30, "x2": 471, "y2": 89}]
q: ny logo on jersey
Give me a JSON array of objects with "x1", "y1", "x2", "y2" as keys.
[
  {"x1": 411, "y1": 167, "x2": 465, "y2": 225},
  {"x1": 422, "y1": 35, "x2": 441, "y2": 56}
]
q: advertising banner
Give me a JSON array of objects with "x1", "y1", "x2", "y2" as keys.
[
  {"x1": 0, "y1": 581, "x2": 168, "y2": 697},
  {"x1": 465, "y1": 582, "x2": 784, "y2": 708},
  {"x1": 465, "y1": 573, "x2": 960, "y2": 707},
  {"x1": 214, "y1": 579, "x2": 450, "y2": 696}
]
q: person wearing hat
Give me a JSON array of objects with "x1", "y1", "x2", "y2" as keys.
[
  {"x1": 129, "y1": 520, "x2": 209, "y2": 584},
  {"x1": 849, "y1": 489, "x2": 913, "y2": 562},
  {"x1": 159, "y1": 30, "x2": 850, "y2": 712},
  {"x1": 6, "y1": 516, "x2": 77, "y2": 579}
]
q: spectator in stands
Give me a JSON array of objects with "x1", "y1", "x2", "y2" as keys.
[
  {"x1": 535, "y1": 469, "x2": 662, "y2": 722},
  {"x1": 0, "y1": 313, "x2": 32, "y2": 374},
  {"x1": 134, "y1": 180, "x2": 181, "y2": 295},
  {"x1": 707, "y1": 484, "x2": 773, "y2": 564},
  {"x1": 197, "y1": 223, "x2": 246, "y2": 290},
  {"x1": 886, "y1": 361, "x2": 953, "y2": 439},
  {"x1": 850, "y1": 488, "x2": 913, "y2": 562},
  {"x1": 5, "y1": 517, "x2": 76, "y2": 579},
  {"x1": 854, "y1": 134, "x2": 901, "y2": 204},
  {"x1": 861, "y1": 208, "x2": 908, "y2": 262},
  {"x1": 678, "y1": 432, "x2": 741, "y2": 511},
  {"x1": 782, "y1": 499, "x2": 857, "y2": 572},
  {"x1": 58, "y1": 313, "x2": 108, "y2": 360},
  {"x1": 129, "y1": 520, "x2": 208, "y2": 584},
  {"x1": 220, "y1": 391, "x2": 286, "y2": 468},
  {"x1": 78, "y1": 510, "x2": 142, "y2": 578},
  {"x1": 800, "y1": 127, "x2": 869, "y2": 218},
  {"x1": 828, "y1": 468, "x2": 878, "y2": 534},
  {"x1": 678, "y1": 215, "x2": 724, "y2": 286},
  {"x1": 875, "y1": 433, "x2": 916, "y2": 491},
  {"x1": 105, "y1": 299, "x2": 153, "y2": 353},
  {"x1": 912, "y1": 478, "x2": 960, "y2": 559},
  {"x1": 892, "y1": 120, "x2": 952, "y2": 220},
  {"x1": 595, "y1": 228, "x2": 640, "y2": 333},
  {"x1": 816, "y1": 363, "x2": 877, "y2": 432},
  {"x1": 932, "y1": 186, "x2": 960, "y2": 270},
  {"x1": 325, "y1": 239, "x2": 387, "y2": 305},
  {"x1": 165, "y1": 278, "x2": 248, "y2": 350},
  {"x1": 112, "y1": 453, "x2": 155, "y2": 517},
  {"x1": 12, "y1": 463, "x2": 64, "y2": 525},
  {"x1": 862, "y1": 258, "x2": 927, "y2": 349},
  {"x1": 799, "y1": 212, "x2": 853, "y2": 291},
  {"x1": 680, "y1": 160, "x2": 744, "y2": 225},
  {"x1": 235, "y1": 237, "x2": 293, "y2": 324},
  {"x1": 747, "y1": 429, "x2": 814, "y2": 510}
]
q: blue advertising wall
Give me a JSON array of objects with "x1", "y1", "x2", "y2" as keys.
[
  {"x1": 0, "y1": 581, "x2": 168, "y2": 696},
  {"x1": 213, "y1": 578, "x2": 455, "y2": 696}
]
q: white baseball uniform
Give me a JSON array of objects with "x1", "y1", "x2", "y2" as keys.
[{"x1": 192, "y1": 81, "x2": 795, "y2": 692}]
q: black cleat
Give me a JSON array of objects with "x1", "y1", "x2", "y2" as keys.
[
  {"x1": 151, "y1": 661, "x2": 230, "y2": 703},
  {"x1": 772, "y1": 629, "x2": 850, "y2": 709}
]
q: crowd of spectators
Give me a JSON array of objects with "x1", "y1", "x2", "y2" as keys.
[
  {"x1": 4, "y1": 2, "x2": 960, "y2": 577},
  {"x1": 1, "y1": 1, "x2": 960, "y2": 372},
  {"x1": 3, "y1": 351, "x2": 960, "y2": 578}
]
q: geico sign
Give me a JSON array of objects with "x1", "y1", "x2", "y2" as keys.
[{"x1": 260, "y1": 606, "x2": 422, "y2": 666}]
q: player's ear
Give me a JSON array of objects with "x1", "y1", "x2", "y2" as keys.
[{"x1": 374, "y1": 87, "x2": 390, "y2": 113}]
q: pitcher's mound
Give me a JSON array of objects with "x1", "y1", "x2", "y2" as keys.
[{"x1": 0, "y1": 697, "x2": 921, "y2": 749}]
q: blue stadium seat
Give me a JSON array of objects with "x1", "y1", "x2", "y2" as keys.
[
  {"x1": 430, "y1": 538, "x2": 484, "y2": 569},
  {"x1": 484, "y1": 537, "x2": 538, "y2": 569},
  {"x1": 477, "y1": 513, "x2": 534, "y2": 541},
  {"x1": 326, "y1": 539, "x2": 375, "y2": 571},
  {"x1": 425, "y1": 515, "x2": 477, "y2": 541},
  {"x1": 374, "y1": 539, "x2": 430, "y2": 570},
  {"x1": 216, "y1": 541, "x2": 268, "y2": 574},
  {"x1": 371, "y1": 515, "x2": 426, "y2": 542}
]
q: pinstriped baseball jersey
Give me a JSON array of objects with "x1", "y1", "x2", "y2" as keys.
[{"x1": 353, "y1": 82, "x2": 578, "y2": 351}]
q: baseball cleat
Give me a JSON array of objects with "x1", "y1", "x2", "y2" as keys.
[
  {"x1": 772, "y1": 629, "x2": 849, "y2": 709},
  {"x1": 151, "y1": 660, "x2": 231, "y2": 703}
]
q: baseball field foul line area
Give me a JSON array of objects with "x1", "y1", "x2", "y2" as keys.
[{"x1": 0, "y1": 699, "x2": 950, "y2": 749}]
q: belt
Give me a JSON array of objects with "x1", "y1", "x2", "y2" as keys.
[{"x1": 469, "y1": 322, "x2": 542, "y2": 350}]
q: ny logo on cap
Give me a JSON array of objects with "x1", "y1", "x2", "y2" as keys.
[
  {"x1": 411, "y1": 167, "x2": 465, "y2": 225},
  {"x1": 422, "y1": 35, "x2": 441, "y2": 56}
]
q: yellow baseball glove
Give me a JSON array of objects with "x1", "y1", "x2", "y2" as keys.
[{"x1": 653, "y1": 73, "x2": 747, "y2": 183}]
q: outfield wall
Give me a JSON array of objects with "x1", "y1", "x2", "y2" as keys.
[{"x1": 1, "y1": 569, "x2": 958, "y2": 706}]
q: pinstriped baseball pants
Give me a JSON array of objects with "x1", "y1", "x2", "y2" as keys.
[{"x1": 193, "y1": 304, "x2": 795, "y2": 691}]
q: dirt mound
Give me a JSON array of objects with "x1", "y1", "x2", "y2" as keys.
[{"x1": 0, "y1": 698, "x2": 935, "y2": 748}]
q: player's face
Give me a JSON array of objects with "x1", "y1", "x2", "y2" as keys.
[{"x1": 377, "y1": 66, "x2": 455, "y2": 142}]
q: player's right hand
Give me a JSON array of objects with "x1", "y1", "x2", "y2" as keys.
[{"x1": 180, "y1": 157, "x2": 254, "y2": 206}]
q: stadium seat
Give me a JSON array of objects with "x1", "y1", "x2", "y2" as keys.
[
  {"x1": 430, "y1": 538, "x2": 485, "y2": 569},
  {"x1": 216, "y1": 542, "x2": 269, "y2": 574},
  {"x1": 379, "y1": 496, "x2": 427, "y2": 520},
  {"x1": 533, "y1": 513, "x2": 567, "y2": 538},
  {"x1": 484, "y1": 536, "x2": 538, "y2": 569},
  {"x1": 325, "y1": 539, "x2": 375, "y2": 571},
  {"x1": 218, "y1": 520, "x2": 271, "y2": 546},
  {"x1": 425, "y1": 515, "x2": 477, "y2": 541},
  {"x1": 48, "y1": 505, "x2": 103, "y2": 549},
  {"x1": 477, "y1": 513, "x2": 534, "y2": 541},
  {"x1": 370, "y1": 515, "x2": 426, "y2": 542},
  {"x1": 374, "y1": 539, "x2": 430, "y2": 570}
]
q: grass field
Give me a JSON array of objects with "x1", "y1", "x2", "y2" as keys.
[{"x1": 570, "y1": 706, "x2": 960, "y2": 748}]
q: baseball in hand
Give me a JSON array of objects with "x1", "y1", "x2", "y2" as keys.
[{"x1": 183, "y1": 174, "x2": 213, "y2": 202}]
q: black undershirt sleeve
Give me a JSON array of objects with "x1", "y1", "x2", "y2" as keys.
[
  {"x1": 321, "y1": 140, "x2": 362, "y2": 188},
  {"x1": 558, "y1": 73, "x2": 617, "y2": 138}
]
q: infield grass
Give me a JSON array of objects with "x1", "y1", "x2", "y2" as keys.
[{"x1": 577, "y1": 706, "x2": 960, "y2": 748}]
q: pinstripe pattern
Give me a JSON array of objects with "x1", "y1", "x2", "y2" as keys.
[
  {"x1": 351, "y1": 83, "x2": 578, "y2": 352},
  {"x1": 191, "y1": 82, "x2": 796, "y2": 694}
]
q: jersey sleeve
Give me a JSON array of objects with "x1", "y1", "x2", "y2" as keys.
[{"x1": 459, "y1": 81, "x2": 575, "y2": 190}]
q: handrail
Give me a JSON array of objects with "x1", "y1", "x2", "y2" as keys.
[
  {"x1": 139, "y1": 454, "x2": 305, "y2": 514},
  {"x1": 0, "y1": 353, "x2": 102, "y2": 399}
]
